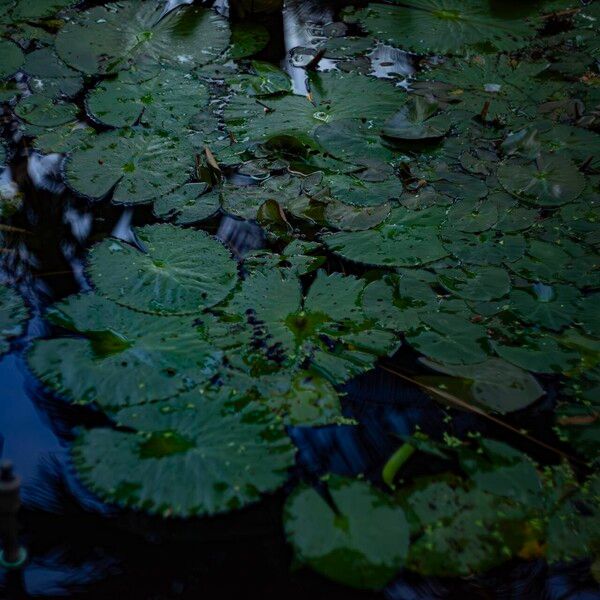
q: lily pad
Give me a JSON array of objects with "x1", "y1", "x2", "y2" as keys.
[
  {"x1": 509, "y1": 283, "x2": 580, "y2": 332},
  {"x1": 88, "y1": 225, "x2": 237, "y2": 315},
  {"x1": 324, "y1": 207, "x2": 448, "y2": 268},
  {"x1": 0, "y1": 40, "x2": 24, "y2": 80},
  {"x1": 284, "y1": 477, "x2": 409, "y2": 590},
  {"x1": 22, "y1": 48, "x2": 83, "y2": 98},
  {"x1": 11, "y1": 0, "x2": 76, "y2": 21},
  {"x1": 498, "y1": 154, "x2": 586, "y2": 207},
  {"x1": 254, "y1": 370, "x2": 343, "y2": 426},
  {"x1": 492, "y1": 335, "x2": 579, "y2": 374},
  {"x1": 382, "y1": 97, "x2": 449, "y2": 142},
  {"x1": 215, "y1": 269, "x2": 399, "y2": 385},
  {"x1": 153, "y1": 183, "x2": 220, "y2": 224},
  {"x1": 86, "y1": 69, "x2": 210, "y2": 128},
  {"x1": 0, "y1": 284, "x2": 28, "y2": 356},
  {"x1": 27, "y1": 294, "x2": 221, "y2": 408},
  {"x1": 229, "y1": 23, "x2": 269, "y2": 59},
  {"x1": 314, "y1": 118, "x2": 394, "y2": 164},
  {"x1": 73, "y1": 390, "x2": 294, "y2": 516},
  {"x1": 407, "y1": 312, "x2": 489, "y2": 365},
  {"x1": 225, "y1": 71, "x2": 406, "y2": 145},
  {"x1": 56, "y1": 1, "x2": 230, "y2": 76},
  {"x1": 15, "y1": 94, "x2": 78, "y2": 128},
  {"x1": 420, "y1": 357, "x2": 544, "y2": 413},
  {"x1": 350, "y1": 0, "x2": 534, "y2": 55},
  {"x1": 65, "y1": 128, "x2": 195, "y2": 203},
  {"x1": 438, "y1": 266, "x2": 511, "y2": 301}
]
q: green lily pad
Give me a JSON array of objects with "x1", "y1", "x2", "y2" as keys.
[
  {"x1": 27, "y1": 294, "x2": 221, "y2": 408},
  {"x1": 403, "y1": 481, "x2": 533, "y2": 577},
  {"x1": 88, "y1": 224, "x2": 237, "y2": 315},
  {"x1": 86, "y1": 69, "x2": 210, "y2": 128},
  {"x1": 227, "y1": 61, "x2": 291, "y2": 96},
  {"x1": 11, "y1": 0, "x2": 76, "y2": 21},
  {"x1": 65, "y1": 128, "x2": 195, "y2": 203},
  {"x1": 407, "y1": 312, "x2": 489, "y2": 365},
  {"x1": 229, "y1": 23, "x2": 269, "y2": 59},
  {"x1": 350, "y1": 0, "x2": 534, "y2": 55},
  {"x1": 498, "y1": 154, "x2": 586, "y2": 207},
  {"x1": 0, "y1": 40, "x2": 24, "y2": 80},
  {"x1": 73, "y1": 390, "x2": 294, "y2": 516},
  {"x1": 22, "y1": 48, "x2": 83, "y2": 98},
  {"x1": 225, "y1": 71, "x2": 406, "y2": 145},
  {"x1": 578, "y1": 293, "x2": 600, "y2": 337},
  {"x1": 220, "y1": 173, "x2": 311, "y2": 220},
  {"x1": 215, "y1": 269, "x2": 399, "y2": 385},
  {"x1": 382, "y1": 97, "x2": 449, "y2": 142},
  {"x1": 547, "y1": 473, "x2": 600, "y2": 563},
  {"x1": 15, "y1": 94, "x2": 78, "y2": 128},
  {"x1": 254, "y1": 370, "x2": 343, "y2": 426},
  {"x1": 56, "y1": 2, "x2": 229, "y2": 76},
  {"x1": 443, "y1": 231, "x2": 526, "y2": 266},
  {"x1": 324, "y1": 207, "x2": 448, "y2": 267},
  {"x1": 416, "y1": 55, "x2": 558, "y2": 123},
  {"x1": 153, "y1": 183, "x2": 220, "y2": 224},
  {"x1": 438, "y1": 266, "x2": 511, "y2": 301},
  {"x1": 492, "y1": 335, "x2": 579, "y2": 374},
  {"x1": 323, "y1": 173, "x2": 403, "y2": 208},
  {"x1": 509, "y1": 283, "x2": 580, "y2": 331},
  {"x1": 361, "y1": 270, "x2": 439, "y2": 333},
  {"x1": 284, "y1": 477, "x2": 409, "y2": 590},
  {"x1": 314, "y1": 118, "x2": 394, "y2": 164},
  {"x1": 445, "y1": 197, "x2": 498, "y2": 233},
  {"x1": 324, "y1": 201, "x2": 390, "y2": 231},
  {"x1": 0, "y1": 284, "x2": 28, "y2": 356},
  {"x1": 420, "y1": 357, "x2": 544, "y2": 413}
]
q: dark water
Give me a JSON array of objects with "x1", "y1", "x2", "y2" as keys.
[{"x1": 0, "y1": 1, "x2": 598, "y2": 598}]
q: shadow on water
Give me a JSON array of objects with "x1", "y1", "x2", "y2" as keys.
[{"x1": 0, "y1": 0, "x2": 598, "y2": 598}]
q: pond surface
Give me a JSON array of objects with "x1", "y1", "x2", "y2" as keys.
[{"x1": 0, "y1": 0, "x2": 599, "y2": 598}]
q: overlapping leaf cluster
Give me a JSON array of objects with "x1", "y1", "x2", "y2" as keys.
[{"x1": 0, "y1": 0, "x2": 598, "y2": 592}]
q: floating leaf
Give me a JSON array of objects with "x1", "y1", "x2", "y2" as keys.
[
  {"x1": 88, "y1": 224, "x2": 237, "y2": 315},
  {"x1": 15, "y1": 94, "x2": 78, "y2": 127},
  {"x1": 229, "y1": 23, "x2": 269, "y2": 59},
  {"x1": 324, "y1": 207, "x2": 447, "y2": 267},
  {"x1": 27, "y1": 294, "x2": 221, "y2": 408},
  {"x1": 420, "y1": 357, "x2": 544, "y2": 413},
  {"x1": 255, "y1": 370, "x2": 342, "y2": 426},
  {"x1": 350, "y1": 0, "x2": 534, "y2": 55},
  {"x1": 225, "y1": 71, "x2": 405, "y2": 145},
  {"x1": 0, "y1": 40, "x2": 24, "y2": 80},
  {"x1": 11, "y1": 0, "x2": 76, "y2": 21},
  {"x1": 492, "y1": 335, "x2": 579, "y2": 374},
  {"x1": 407, "y1": 312, "x2": 489, "y2": 365},
  {"x1": 56, "y1": 1, "x2": 229, "y2": 75},
  {"x1": 438, "y1": 266, "x2": 511, "y2": 301},
  {"x1": 284, "y1": 477, "x2": 409, "y2": 590},
  {"x1": 73, "y1": 390, "x2": 294, "y2": 516},
  {"x1": 153, "y1": 182, "x2": 220, "y2": 224},
  {"x1": 86, "y1": 69, "x2": 209, "y2": 128},
  {"x1": 314, "y1": 118, "x2": 394, "y2": 164},
  {"x1": 498, "y1": 154, "x2": 586, "y2": 207},
  {"x1": 509, "y1": 284, "x2": 580, "y2": 332},
  {"x1": 22, "y1": 48, "x2": 83, "y2": 98},
  {"x1": 215, "y1": 269, "x2": 399, "y2": 385},
  {"x1": 323, "y1": 173, "x2": 403, "y2": 208},
  {"x1": 65, "y1": 128, "x2": 195, "y2": 203},
  {"x1": 227, "y1": 61, "x2": 291, "y2": 96},
  {"x1": 324, "y1": 201, "x2": 390, "y2": 231},
  {"x1": 382, "y1": 97, "x2": 449, "y2": 142}
]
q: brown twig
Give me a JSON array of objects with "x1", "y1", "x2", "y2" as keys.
[{"x1": 380, "y1": 363, "x2": 584, "y2": 466}]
